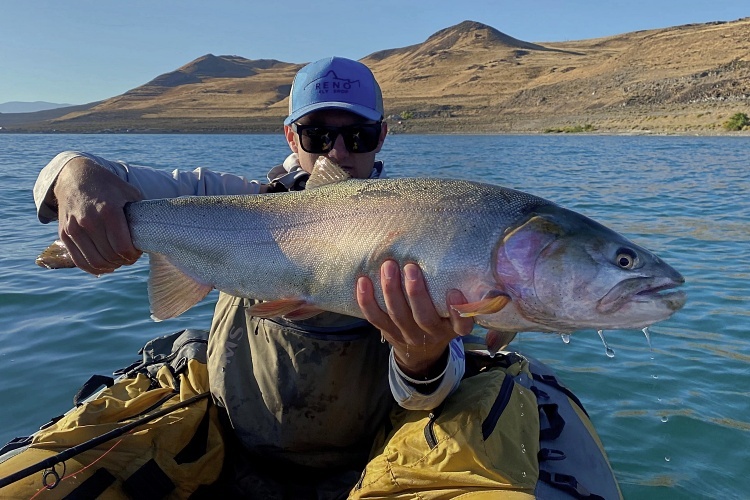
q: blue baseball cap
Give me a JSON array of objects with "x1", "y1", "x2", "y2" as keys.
[{"x1": 284, "y1": 57, "x2": 384, "y2": 125}]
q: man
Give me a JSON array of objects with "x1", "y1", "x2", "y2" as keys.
[{"x1": 34, "y1": 57, "x2": 472, "y2": 497}]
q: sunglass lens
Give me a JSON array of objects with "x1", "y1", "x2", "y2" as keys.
[
  {"x1": 300, "y1": 128, "x2": 334, "y2": 154},
  {"x1": 343, "y1": 125, "x2": 380, "y2": 153}
]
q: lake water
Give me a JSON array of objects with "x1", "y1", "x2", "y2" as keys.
[{"x1": 1, "y1": 133, "x2": 748, "y2": 499}]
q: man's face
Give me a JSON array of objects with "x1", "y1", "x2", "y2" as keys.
[{"x1": 285, "y1": 109, "x2": 387, "y2": 180}]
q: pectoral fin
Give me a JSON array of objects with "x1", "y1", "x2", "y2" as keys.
[
  {"x1": 486, "y1": 330, "x2": 517, "y2": 356},
  {"x1": 247, "y1": 298, "x2": 315, "y2": 319},
  {"x1": 148, "y1": 253, "x2": 213, "y2": 321},
  {"x1": 282, "y1": 305, "x2": 326, "y2": 321},
  {"x1": 451, "y1": 292, "x2": 511, "y2": 317}
]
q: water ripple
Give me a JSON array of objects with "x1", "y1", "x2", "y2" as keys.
[{"x1": 2, "y1": 134, "x2": 749, "y2": 499}]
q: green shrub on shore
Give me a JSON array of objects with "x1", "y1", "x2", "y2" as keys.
[
  {"x1": 723, "y1": 112, "x2": 749, "y2": 131},
  {"x1": 544, "y1": 124, "x2": 596, "y2": 133}
]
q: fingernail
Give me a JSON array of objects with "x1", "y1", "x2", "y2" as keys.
[
  {"x1": 404, "y1": 263, "x2": 419, "y2": 281},
  {"x1": 357, "y1": 277, "x2": 367, "y2": 294},
  {"x1": 383, "y1": 261, "x2": 397, "y2": 280}
]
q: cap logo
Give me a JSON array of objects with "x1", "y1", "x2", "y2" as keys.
[{"x1": 305, "y1": 70, "x2": 360, "y2": 96}]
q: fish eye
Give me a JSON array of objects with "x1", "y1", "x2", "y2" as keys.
[{"x1": 615, "y1": 248, "x2": 638, "y2": 270}]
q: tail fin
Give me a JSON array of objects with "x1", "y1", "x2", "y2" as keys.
[{"x1": 36, "y1": 240, "x2": 76, "y2": 269}]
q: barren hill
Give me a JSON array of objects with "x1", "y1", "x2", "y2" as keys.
[{"x1": 4, "y1": 18, "x2": 749, "y2": 134}]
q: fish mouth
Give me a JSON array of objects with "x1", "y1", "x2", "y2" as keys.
[{"x1": 597, "y1": 276, "x2": 686, "y2": 314}]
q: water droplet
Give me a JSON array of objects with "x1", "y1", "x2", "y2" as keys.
[
  {"x1": 380, "y1": 334, "x2": 386, "y2": 343},
  {"x1": 520, "y1": 413, "x2": 524, "y2": 417},
  {"x1": 520, "y1": 444, "x2": 526, "y2": 454},
  {"x1": 661, "y1": 416, "x2": 669, "y2": 423},
  {"x1": 665, "y1": 456, "x2": 671, "y2": 462},
  {"x1": 597, "y1": 330, "x2": 615, "y2": 357},
  {"x1": 522, "y1": 471, "x2": 527, "y2": 478},
  {"x1": 642, "y1": 327, "x2": 652, "y2": 350},
  {"x1": 560, "y1": 333, "x2": 571, "y2": 344},
  {"x1": 652, "y1": 374, "x2": 659, "y2": 379}
]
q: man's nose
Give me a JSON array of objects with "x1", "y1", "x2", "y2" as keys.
[{"x1": 327, "y1": 133, "x2": 349, "y2": 161}]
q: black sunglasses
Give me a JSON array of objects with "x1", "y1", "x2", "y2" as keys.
[{"x1": 292, "y1": 122, "x2": 382, "y2": 154}]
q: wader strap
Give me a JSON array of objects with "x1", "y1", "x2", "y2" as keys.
[
  {"x1": 538, "y1": 403, "x2": 565, "y2": 441},
  {"x1": 538, "y1": 470, "x2": 605, "y2": 500},
  {"x1": 532, "y1": 373, "x2": 589, "y2": 418},
  {"x1": 537, "y1": 448, "x2": 566, "y2": 462},
  {"x1": 63, "y1": 468, "x2": 116, "y2": 499},
  {"x1": 73, "y1": 375, "x2": 115, "y2": 406},
  {"x1": 0, "y1": 436, "x2": 33, "y2": 455}
]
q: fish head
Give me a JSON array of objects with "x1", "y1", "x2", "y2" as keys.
[{"x1": 492, "y1": 206, "x2": 686, "y2": 332}]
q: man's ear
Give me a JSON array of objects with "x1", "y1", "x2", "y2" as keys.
[
  {"x1": 284, "y1": 125, "x2": 299, "y2": 153},
  {"x1": 374, "y1": 121, "x2": 388, "y2": 153}
]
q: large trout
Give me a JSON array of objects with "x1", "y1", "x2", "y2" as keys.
[{"x1": 38, "y1": 159, "x2": 686, "y2": 346}]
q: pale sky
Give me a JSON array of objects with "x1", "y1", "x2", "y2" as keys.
[{"x1": 1, "y1": 0, "x2": 747, "y2": 104}]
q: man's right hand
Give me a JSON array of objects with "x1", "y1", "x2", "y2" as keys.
[{"x1": 54, "y1": 157, "x2": 144, "y2": 275}]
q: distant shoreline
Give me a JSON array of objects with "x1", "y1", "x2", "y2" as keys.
[
  {"x1": 3, "y1": 105, "x2": 748, "y2": 136},
  {"x1": 1, "y1": 126, "x2": 747, "y2": 137}
]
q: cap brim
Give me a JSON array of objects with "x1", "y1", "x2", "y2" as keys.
[{"x1": 284, "y1": 102, "x2": 383, "y2": 125}]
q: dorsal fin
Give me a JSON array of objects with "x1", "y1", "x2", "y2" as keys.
[{"x1": 305, "y1": 157, "x2": 351, "y2": 189}]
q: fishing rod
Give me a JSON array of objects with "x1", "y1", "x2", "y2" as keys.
[{"x1": 0, "y1": 391, "x2": 210, "y2": 490}]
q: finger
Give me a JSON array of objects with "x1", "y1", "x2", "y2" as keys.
[
  {"x1": 356, "y1": 275, "x2": 397, "y2": 336},
  {"x1": 59, "y1": 228, "x2": 114, "y2": 275},
  {"x1": 108, "y1": 188, "x2": 144, "y2": 264},
  {"x1": 381, "y1": 260, "x2": 419, "y2": 335},
  {"x1": 402, "y1": 263, "x2": 445, "y2": 334},
  {"x1": 86, "y1": 211, "x2": 133, "y2": 266},
  {"x1": 447, "y1": 289, "x2": 475, "y2": 336},
  {"x1": 105, "y1": 218, "x2": 142, "y2": 265},
  {"x1": 65, "y1": 218, "x2": 123, "y2": 271},
  {"x1": 72, "y1": 201, "x2": 139, "y2": 267}
]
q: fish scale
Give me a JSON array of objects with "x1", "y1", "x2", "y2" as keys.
[{"x1": 38, "y1": 160, "x2": 686, "y2": 343}]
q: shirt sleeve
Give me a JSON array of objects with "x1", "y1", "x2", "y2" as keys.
[
  {"x1": 34, "y1": 151, "x2": 263, "y2": 223},
  {"x1": 389, "y1": 337, "x2": 465, "y2": 410}
]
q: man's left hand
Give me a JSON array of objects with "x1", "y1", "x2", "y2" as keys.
[{"x1": 356, "y1": 260, "x2": 473, "y2": 380}]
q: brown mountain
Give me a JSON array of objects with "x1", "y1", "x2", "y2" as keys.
[{"x1": 4, "y1": 18, "x2": 749, "y2": 134}]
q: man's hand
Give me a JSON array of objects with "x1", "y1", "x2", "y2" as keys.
[
  {"x1": 54, "y1": 157, "x2": 144, "y2": 275},
  {"x1": 356, "y1": 260, "x2": 473, "y2": 379}
]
